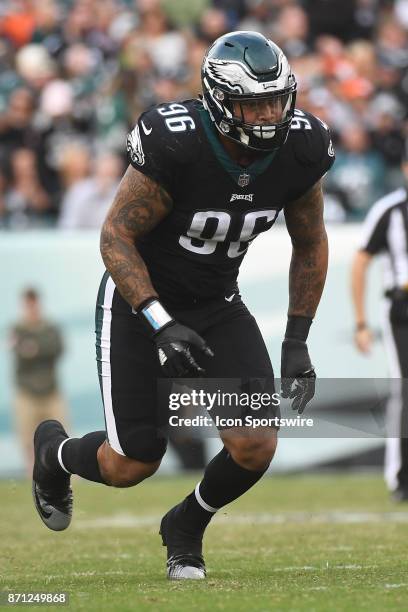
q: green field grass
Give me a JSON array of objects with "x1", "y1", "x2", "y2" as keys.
[{"x1": 1, "y1": 474, "x2": 408, "y2": 611}]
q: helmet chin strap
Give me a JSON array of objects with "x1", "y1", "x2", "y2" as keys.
[
  {"x1": 202, "y1": 96, "x2": 216, "y2": 123},
  {"x1": 237, "y1": 127, "x2": 250, "y2": 146}
]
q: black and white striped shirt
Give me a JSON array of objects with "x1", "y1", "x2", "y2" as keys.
[{"x1": 359, "y1": 187, "x2": 408, "y2": 292}]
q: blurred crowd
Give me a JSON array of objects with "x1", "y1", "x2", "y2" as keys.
[{"x1": 0, "y1": 0, "x2": 407, "y2": 228}]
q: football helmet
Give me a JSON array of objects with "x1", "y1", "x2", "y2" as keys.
[{"x1": 201, "y1": 31, "x2": 297, "y2": 152}]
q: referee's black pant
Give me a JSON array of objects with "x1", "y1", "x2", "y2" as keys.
[{"x1": 383, "y1": 300, "x2": 408, "y2": 492}]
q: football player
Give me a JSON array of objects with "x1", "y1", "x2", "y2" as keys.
[{"x1": 32, "y1": 31, "x2": 334, "y2": 579}]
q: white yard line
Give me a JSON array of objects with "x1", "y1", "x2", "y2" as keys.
[
  {"x1": 22, "y1": 565, "x2": 388, "y2": 583},
  {"x1": 305, "y1": 586, "x2": 328, "y2": 591},
  {"x1": 272, "y1": 565, "x2": 378, "y2": 572},
  {"x1": 74, "y1": 510, "x2": 408, "y2": 530},
  {"x1": 38, "y1": 570, "x2": 136, "y2": 581}
]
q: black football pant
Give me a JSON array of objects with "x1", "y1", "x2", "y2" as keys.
[{"x1": 95, "y1": 271, "x2": 277, "y2": 463}]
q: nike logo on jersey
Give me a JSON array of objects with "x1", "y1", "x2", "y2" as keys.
[
  {"x1": 230, "y1": 194, "x2": 254, "y2": 203},
  {"x1": 141, "y1": 120, "x2": 152, "y2": 136},
  {"x1": 225, "y1": 293, "x2": 235, "y2": 302}
]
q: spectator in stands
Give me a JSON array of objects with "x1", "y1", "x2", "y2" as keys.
[
  {"x1": 58, "y1": 151, "x2": 122, "y2": 229},
  {"x1": 274, "y1": 3, "x2": 311, "y2": 58},
  {"x1": 9, "y1": 287, "x2": 68, "y2": 476},
  {"x1": 31, "y1": 0, "x2": 65, "y2": 59},
  {"x1": 135, "y1": 0, "x2": 188, "y2": 76},
  {"x1": 15, "y1": 43, "x2": 56, "y2": 91},
  {"x1": 212, "y1": 0, "x2": 246, "y2": 28},
  {"x1": 370, "y1": 94, "x2": 406, "y2": 189},
  {"x1": 0, "y1": 0, "x2": 407, "y2": 227},
  {"x1": 238, "y1": 0, "x2": 277, "y2": 36},
  {"x1": 395, "y1": 0, "x2": 408, "y2": 28},
  {"x1": 36, "y1": 78, "x2": 94, "y2": 201},
  {"x1": 0, "y1": 168, "x2": 7, "y2": 227},
  {"x1": 197, "y1": 7, "x2": 229, "y2": 43},
  {"x1": 306, "y1": 0, "x2": 358, "y2": 42},
  {"x1": 0, "y1": 0, "x2": 36, "y2": 49},
  {"x1": 63, "y1": 0, "x2": 101, "y2": 49},
  {"x1": 183, "y1": 34, "x2": 208, "y2": 97},
  {"x1": 376, "y1": 16, "x2": 408, "y2": 70},
  {"x1": 57, "y1": 142, "x2": 92, "y2": 190},
  {"x1": 4, "y1": 148, "x2": 53, "y2": 228},
  {"x1": 328, "y1": 125, "x2": 387, "y2": 218},
  {"x1": 347, "y1": 39, "x2": 377, "y2": 82},
  {"x1": 0, "y1": 87, "x2": 37, "y2": 153}
]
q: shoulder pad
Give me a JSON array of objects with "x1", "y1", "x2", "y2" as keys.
[
  {"x1": 289, "y1": 109, "x2": 335, "y2": 167},
  {"x1": 138, "y1": 100, "x2": 201, "y2": 165},
  {"x1": 126, "y1": 100, "x2": 201, "y2": 193}
]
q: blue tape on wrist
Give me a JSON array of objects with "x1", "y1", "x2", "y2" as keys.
[
  {"x1": 141, "y1": 300, "x2": 173, "y2": 331},
  {"x1": 142, "y1": 308, "x2": 161, "y2": 331}
]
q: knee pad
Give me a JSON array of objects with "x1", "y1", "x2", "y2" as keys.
[{"x1": 119, "y1": 425, "x2": 167, "y2": 462}]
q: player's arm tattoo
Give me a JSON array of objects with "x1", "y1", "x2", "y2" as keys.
[
  {"x1": 284, "y1": 179, "x2": 328, "y2": 318},
  {"x1": 100, "y1": 165, "x2": 173, "y2": 308}
]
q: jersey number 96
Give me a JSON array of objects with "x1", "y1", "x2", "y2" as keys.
[
  {"x1": 158, "y1": 104, "x2": 196, "y2": 133},
  {"x1": 179, "y1": 209, "x2": 278, "y2": 258}
]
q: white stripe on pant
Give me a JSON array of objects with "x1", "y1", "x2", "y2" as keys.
[{"x1": 100, "y1": 276, "x2": 125, "y2": 456}]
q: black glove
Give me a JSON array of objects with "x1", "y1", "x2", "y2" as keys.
[
  {"x1": 281, "y1": 338, "x2": 316, "y2": 414},
  {"x1": 137, "y1": 298, "x2": 214, "y2": 377},
  {"x1": 154, "y1": 321, "x2": 214, "y2": 377}
]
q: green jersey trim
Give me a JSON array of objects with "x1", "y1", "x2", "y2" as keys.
[{"x1": 197, "y1": 105, "x2": 276, "y2": 186}]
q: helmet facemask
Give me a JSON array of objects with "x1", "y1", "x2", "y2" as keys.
[{"x1": 214, "y1": 84, "x2": 296, "y2": 151}]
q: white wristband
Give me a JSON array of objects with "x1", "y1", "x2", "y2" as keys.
[{"x1": 140, "y1": 300, "x2": 173, "y2": 332}]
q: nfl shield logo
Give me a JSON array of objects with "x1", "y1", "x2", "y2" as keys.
[{"x1": 238, "y1": 173, "x2": 250, "y2": 187}]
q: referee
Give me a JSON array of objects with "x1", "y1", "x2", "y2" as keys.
[{"x1": 351, "y1": 150, "x2": 408, "y2": 501}]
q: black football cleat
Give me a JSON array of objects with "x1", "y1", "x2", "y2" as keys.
[
  {"x1": 391, "y1": 486, "x2": 408, "y2": 503},
  {"x1": 32, "y1": 420, "x2": 72, "y2": 531},
  {"x1": 159, "y1": 504, "x2": 206, "y2": 580}
]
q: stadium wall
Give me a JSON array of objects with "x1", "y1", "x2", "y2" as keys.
[{"x1": 0, "y1": 226, "x2": 388, "y2": 476}]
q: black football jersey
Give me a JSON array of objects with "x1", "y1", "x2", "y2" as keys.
[{"x1": 126, "y1": 99, "x2": 334, "y2": 306}]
